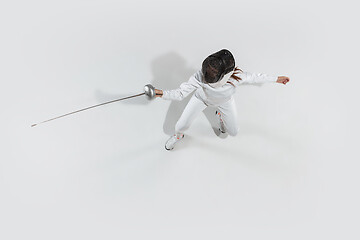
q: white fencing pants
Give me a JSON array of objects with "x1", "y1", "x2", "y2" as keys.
[{"x1": 175, "y1": 94, "x2": 240, "y2": 136}]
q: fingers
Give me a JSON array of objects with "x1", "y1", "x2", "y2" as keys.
[
  {"x1": 282, "y1": 76, "x2": 290, "y2": 85},
  {"x1": 155, "y1": 89, "x2": 163, "y2": 97},
  {"x1": 285, "y1": 77, "x2": 290, "y2": 84}
]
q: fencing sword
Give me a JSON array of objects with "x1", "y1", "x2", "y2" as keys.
[{"x1": 31, "y1": 84, "x2": 156, "y2": 127}]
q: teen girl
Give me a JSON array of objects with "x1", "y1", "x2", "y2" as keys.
[{"x1": 154, "y1": 49, "x2": 290, "y2": 150}]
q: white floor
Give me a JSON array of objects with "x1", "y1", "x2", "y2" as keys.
[{"x1": 1, "y1": 0, "x2": 359, "y2": 239}]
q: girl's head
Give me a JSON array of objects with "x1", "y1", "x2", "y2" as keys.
[
  {"x1": 201, "y1": 49, "x2": 243, "y2": 88},
  {"x1": 202, "y1": 49, "x2": 235, "y2": 84}
]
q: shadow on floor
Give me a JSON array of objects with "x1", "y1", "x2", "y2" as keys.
[{"x1": 95, "y1": 51, "x2": 223, "y2": 137}]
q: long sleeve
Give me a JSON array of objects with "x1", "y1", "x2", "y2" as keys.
[
  {"x1": 234, "y1": 71, "x2": 278, "y2": 85},
  {"x1": 162, "y1": 71, "x2": 202, "y2": 101}
]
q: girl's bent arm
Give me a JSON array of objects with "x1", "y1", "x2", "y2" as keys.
[{"x1": 161, "y1": 71, "x2": 202, "y2": 101}]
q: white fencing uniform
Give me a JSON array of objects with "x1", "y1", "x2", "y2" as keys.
[{"x1": 162, "y1": 69, "x2": 278, "y2": 136}]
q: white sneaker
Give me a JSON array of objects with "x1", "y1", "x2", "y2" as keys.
[
  {"x1": 216, "y1": 110, "x2": 226, "y2": 133},
  {"x1": 165, "y1": 133, "x2": 184, "y2": 150}
]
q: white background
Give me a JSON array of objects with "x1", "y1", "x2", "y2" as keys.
[{"x1": 1, "y1": 0, "x2": 359, "y2": 239}]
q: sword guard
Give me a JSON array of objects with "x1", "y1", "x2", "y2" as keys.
[{"x1": 144, "y1": 84, "x2": 156, "y2": 100}]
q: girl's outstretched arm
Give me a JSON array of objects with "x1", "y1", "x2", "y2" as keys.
[
  {"x1": 234, "y1": 71, "x2": 290, "y2": 85},
  {"x1": 238, "y1": 71, "x2": 278, "y2": 84}
]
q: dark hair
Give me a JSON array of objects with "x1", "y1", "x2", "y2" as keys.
[
  {"x1": 202, "y1": 49, "x2": 243, "y2": 84},
  {"x1": 231, "y1": 66, "x2": 243, "y2": 82}
]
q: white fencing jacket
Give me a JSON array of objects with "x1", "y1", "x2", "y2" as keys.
[{"x1": 162, "y1": 69, "x2": 278, "y2": 106}]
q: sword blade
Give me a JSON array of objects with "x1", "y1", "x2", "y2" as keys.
[{"x1": 31, "y1": 92, "x2": 145, "y2": 127}]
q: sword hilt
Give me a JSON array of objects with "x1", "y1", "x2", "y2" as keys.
[{"x1": 144, "y1": 84, "x2": 156, "y2": 100}]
